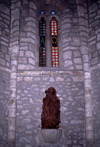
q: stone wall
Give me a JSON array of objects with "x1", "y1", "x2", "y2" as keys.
[
  {"x1": 88, "y1": 1, "x2": 100, "y2": 66},
  {"x1": 18, "y1": 1, "x2": 37, "y2": 70},
  {"x1": 0, "y1": 1, "x2": 10, "y2": 146},
  {"x1": 61, "y1": 1, "x2": 83, "y2": 70},
  {"x1": 16, "y1": 70, "x2": 85, "y2": 147},
  {"x1": 0, "y1": 69, "x2": 10, "y2": 147},
  {"x1": 91, "y1": 66, "x2": 100, "y2": 147},
  {"x1": 0, "y1": 2, "x2": 10, "y2": 68}
]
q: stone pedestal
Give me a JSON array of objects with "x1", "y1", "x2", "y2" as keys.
[{"x1": 41, "y1": 129, "x2": 62, "y2": 144}]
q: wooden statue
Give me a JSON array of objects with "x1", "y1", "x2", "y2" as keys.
[{"x1": 41, "y1": 87, "x2": 60, "y2": 129}]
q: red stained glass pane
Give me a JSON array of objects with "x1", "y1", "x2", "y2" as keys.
[
  {"x1": 51, "y1": 17, "x2": 57, "y2": 36},
  {"x1": 51, "y1": 18, "x2": 59, "y2": 67}
]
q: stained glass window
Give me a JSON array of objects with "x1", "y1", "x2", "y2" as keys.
[
  {"x1": 39, "y1": 18, "x2": 46, "y2": 66},
  {"x1": 51, "y1": 17, "x2": 59, "y2": 67}
]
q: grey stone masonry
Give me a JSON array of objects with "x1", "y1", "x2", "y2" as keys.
[
  {"x1": 91, "y1": 65, "x2": 100, "y2": 147},
  {"x1": 16, "y1": 70, "x2": 85, "y2": 147},
  {"x1": 0, "y1": 3, "x2": 11, "y2": 68},
  {"x1": 0, "y1": 69, "x2": 10, "y2": 147},
  {"x1": 8, "y1": 0, "x2": 21, "y2": 146},
  {"x1": 61, "y1": 2, "x2": 83, "y2": 70},
  {"x1": 18, "y1": 1, "x2": 37, "y2": 70},
  {"x1": 76, "y1": 0, "x2": 94, "y2": 146},
  {"x1": 81, "y1": 46, "x2": 94, "y2": 147},
  {"x1": 88, "y1": 1, "x2": 100, "y2": 66}
]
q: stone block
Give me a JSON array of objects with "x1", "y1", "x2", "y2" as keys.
[
  {"x1": 56, "y1": 77, "x2": 64, "y2": 81},
  {"x1": 27, "y1": 33, "x2": 36, "y2": 40},
  {"x1": 29, "y1": 58, "x2": 35, "y2": 65},
  {"x1": 85, "y1": 107, "x2": 93, "y2": 117},
  {"x1": 27, "y1": 22, "x2": 36, "y2": 28},
  {"x1": 20, "y1": 46, "x2": 28, "y2": 50},
  {"x1": 63, "y1": 51, "x2": 72, "y2": 60},
  {"x1": 0, "y1": 58, "x2": 6, "y2": 65},
  {"x1": 29, "y1": 9, "x2": 36, "y2": 17},
  {"x1": 89, "y1": 12, "x2": 96, "y2": 19},
  {"x1": 64, "y1": 60, "x2": 72, "y2": 67},
  {"x1": 85, "y1": 97, "x2": 92, "y2": 108},
  {"x1": 62, "y1": 37, "x2": 71, "y2": 43},
  {"x1": 18, "y1": 64, "x2": 35, "y2": 70},
  {"x1": 90, "y1": 20, "x2": 99, "y2": 28},
  {"x1": 24, "y1": 77, "x2": 33, "y2": 82},
  {"x1": 77, "y1": 5, "x2": 84, "y2": 17},
  {"x1": 86, "y1": 131, "x2": 93, "y2": 140},
  {"x1": 8, "y1": 108, "x2": 16, "y2": 117},
  {"x1": 91, "y1": 57, "x2": 98, "y2": 65},
  {"x1": 79, "y1": 18, "x2": 86, "y2": 25},
  {"x1": 29, "y1": 1, "x2": 37, "y2": 10},
  {"x1": 10, "y1": 72, "x2": 17, "y2": 79},
  {"x1": 12, "y1": 25, "x2": 19, "y2": 32},
  {"x1": 18, "y1": 57, "x2": 27, "y2": 63},
  {"x1": 73, "y1": 51, "x2": 80, "y2": 57},
  {"x1": 89, "y1": 3, "x2": 98, "y2": 14},
  {"x1": 1, "y1": 13, "x2": 10, "y2": 20},
  {"x1": 84, "y1": 79, "x2": 91, "y2": 88},
  {"x1": 19, "y1": 51, "x2": 24, "y2": 56},
  {"x1": 62, "y1": 23, "x2": 71, "y2": 30},
  {"x1": 20, "y1": 38, "x2": 35, "y2": 44},
  {"x1": 10, "y1": 80, "x2": 16, "y2": 88},
  {"x1": 25, "y1": 51, "x2": 35, "y2": 58},
  {"x1": 75, "y1": 65, "x2": 83, "y2": 69},
  {"x1": 74, "y1": 58, "x2": 82, "y2": 64},
  {"x1": 80, "y1": 46, "x2": 88, "y2": 55},
  {"x1": 0, "y1": 4, "x2": 9, "y2": 14},
  {"x1": 72, "y1": 37, "x2": 80, "y2": 45},
  {"x1": 62, "y1": 18, "x2": 71, "y2": 24},
  {"x1": 8, "y1": 118, "x2": 15, "y2": 131},
  {"x1": 84, "y1": 72, "x2": 91, "y2": 79},
  {"x1": 0, "y1": 52, "x2": 4, "y2": 58},
  {"x1": 1, "y1": 45, "x2": 8, "y2": 53},
  {"x1": 8, "y1": 131, "x2": 15, "y2": 140},
  {"x1": 97, "y1": 42, "x2": 100, "y2": 50},
  {"x1": 11, "y1": 60, "x2": 17, "y2": 66},
  {"x1": 86, "y1": 118, "x2": 93, "y2": 131},
  {"x1": 83, "y1": 55, "x2": 89, "y2": 63}
]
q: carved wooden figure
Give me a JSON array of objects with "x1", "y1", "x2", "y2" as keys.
[{"x1": 41, "y1": 87, "x2": 60, "y2": 129}]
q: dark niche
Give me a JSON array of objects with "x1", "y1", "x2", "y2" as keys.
[{"x1": 41, "y1": 87, "x2": 60, "y2": 129}]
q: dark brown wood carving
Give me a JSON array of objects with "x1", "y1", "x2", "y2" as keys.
[{"x1": 41, "y1": 87, "x2": 60, "y2": 129}]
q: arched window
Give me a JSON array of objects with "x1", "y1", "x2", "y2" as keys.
[
  {"x1": 38, "y1": 15, "x2": 59, "y2": 67},
  {"x1": 39, "y1": 17, "x2": 46, "y2": 67},
  {"x1": 51, "y1": 17, "x2": 59, "y2": 67}
]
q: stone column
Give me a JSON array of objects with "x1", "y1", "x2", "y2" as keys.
[
  {"x1": 76, "y1": 0, "x2": 94, "y2": 146},
  {"x1": 7, "y1": 0, "x2": 21, "y2": 146},
  {"x1": 81, "y1": 46, "x2": 94, "y2": 146}
]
